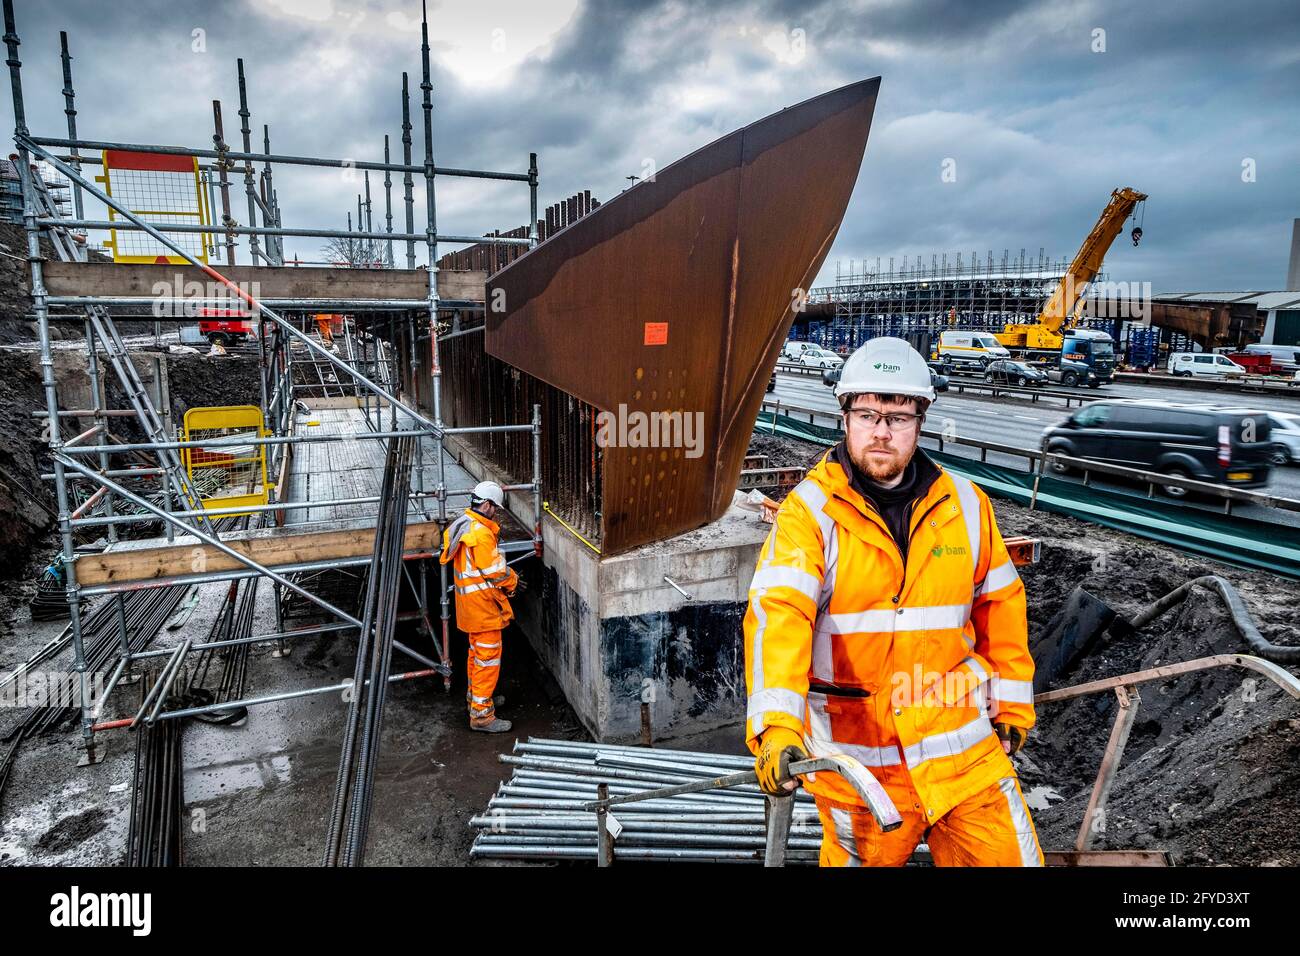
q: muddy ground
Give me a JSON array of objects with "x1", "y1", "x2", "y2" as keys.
[
  {"x1": 753, "y1": 431, "x2": 1300, "y2": 865},
  {"x1": 0, "y1": 574, "x2": 584, "y2": 866}
]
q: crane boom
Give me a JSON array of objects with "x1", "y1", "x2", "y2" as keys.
[{"x1": 998, "y1": 186, "x2": 1146, "y2": 350}]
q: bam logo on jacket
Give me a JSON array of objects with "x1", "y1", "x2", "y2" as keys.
[{"x1": 930, "y1": 544, "x2": 968, "y2": 558}]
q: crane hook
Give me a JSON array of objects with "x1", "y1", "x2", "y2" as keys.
[{"x1": 1131, "y1": 225, "x2": 1143, "y2": 246}]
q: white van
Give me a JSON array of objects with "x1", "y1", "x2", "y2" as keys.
[
  {"x1": 1168, "y1": 352, "x2": 1246, "y2": 378},
  {"x1": 782, "y1": 340, "x2": 812, "y2": 361},
  {"x1": 937, "y1": 330, "x2": 1011, "y2": 367}
]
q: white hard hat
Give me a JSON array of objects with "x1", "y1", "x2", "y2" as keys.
[
  {"x1": 472, "y1": 480, "x2": 504, "y2": 508},
  {"x1": 834, "y1": 336, "x2": 936, "y2": 404}
]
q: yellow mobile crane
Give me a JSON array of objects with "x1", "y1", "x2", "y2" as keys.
[{"x1": 997, "y1": 186, "x2": 1146, "y2": 385}]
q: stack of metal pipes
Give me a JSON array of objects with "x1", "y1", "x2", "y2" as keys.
[{"x1": 470, "y1": 737, "x2": 825, "y2": 864}]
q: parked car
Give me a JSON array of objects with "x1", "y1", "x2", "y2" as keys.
[
  {"x1": 1168, "y1": 352, "x2": 1246, "y2": 378},
  {"x1": 1266, "y1": 412, "x2": 1300, "y2": 465},
  {"x1": 983, "y1": 359, "x2": 1047, "y2": 387},
  {"x1": 799, "y1": 347, "x2": 843, "y2": 369},
  {"x1": 1041, "y1": 400, "x2": 1273, "y2": 497}
]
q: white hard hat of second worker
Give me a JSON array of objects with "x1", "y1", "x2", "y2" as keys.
[
  {"x1": 472, "y1": 480, "x2": 504, "y2": 508},
  {"x1": 833, "y1": 336, "x2": 936, "y2": 404}
]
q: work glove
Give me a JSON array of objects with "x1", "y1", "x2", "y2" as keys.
[
  {"x1": 995, "y1": 722, "x2": 1028, "y2": 755},
  {"x1": 508, "y1": 578, "x2": 527, "y2": 596},
  {"x1": 755, "y1": 727, "x2": 807, "y2": 796}
]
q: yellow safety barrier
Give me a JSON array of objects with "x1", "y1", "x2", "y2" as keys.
[
  {"x1": 182, "y1": 405, "x2": 268, "y2": 515},
  {"x1": 98, "y1": 149, "x2": 211, "y2": 264}
]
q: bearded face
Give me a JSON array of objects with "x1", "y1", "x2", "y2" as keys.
[{"x1": 842, "y1": 395, "x2": 924, "y2": 487}]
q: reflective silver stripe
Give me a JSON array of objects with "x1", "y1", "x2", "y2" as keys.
[
  {"x1": 818, "y1": 517, "x2": 838, "y2": 613},
  {"x1": 829, "y1": 740, "x2": 902, "y2": 768},
  {"x1": 749, "y1": 587, "x2": 770, "y2": 726},
  {"x1": 471, "y1": 694, "x2": 491, "y2": 704},
  {"x1": 948, "y1": 473, "x2": 983, "y2": 573},
  {"x1": 474, "y1": 641, "x2": 501, "y2": 650},
  {"x1": 975, "y1": 559, "x2": 1019, "y2": 598},
  {"x1": 474, "y1": 657, "x2": 501, "y2": 668},
  {"x1": 990, "y1": 676, "x2": 1034, "y2": 704},
  {"x1": 998, "y1": 776, "x2": 1042, "y2": 867},
  {"x1": 960, "y1": 655, "x2": 988, "y2": 685},
  {"x1": 806, "y1": 692, "x2": 831, "y2": 740},
  {"x1": 444, "y1": 514, "x2": 472, "y2": 556},
  {"x1": 456, "y1": 582, "x2": 490, "y2": 595},
  {"x1": 749, "y1": 565, "x2": 820, "y2": 602},
  {"x1": 819, "y1": 602, "x2": 970, "y2": 636},
  {"x1": 481, "y1": 558, "x2": 507, "y2": 574},
  {"x1": 901, "y1": 714, "x2": 993, "y2": 769},
  {"x1": 828, "y1": 807, "x2": 862, "y2": 867},
  {"x1": 811, "y1": 625, "x2": 834, "y2": 683},
  {"x1": 791, "y1": 479, "x2": 834, "y2": 542},
  {"x1": 791, "y1": 479, "x2": 837, "y2": 683},
  {"x1": 746, "y1": 687, "x2": 806, "y2": 722}
]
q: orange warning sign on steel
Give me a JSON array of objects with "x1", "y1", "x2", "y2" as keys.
[{"x1": 644, "y1": 322, "x2": 668, "y2": 346}]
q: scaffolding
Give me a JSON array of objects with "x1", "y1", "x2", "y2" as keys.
[
  {"x1": 804, "y1": 251, "x2": 1114, "y2": 351},
  {"x1": 2, "y1": 0, "x2": 544, "y2": 763}
]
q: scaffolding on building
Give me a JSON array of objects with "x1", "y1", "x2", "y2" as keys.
[
  {"x1": 803, "y1": 250, "x2": 1112, "y2": 352},
  {"x1": 2, "y1": 0, "x2": 544, "y2": 764}
]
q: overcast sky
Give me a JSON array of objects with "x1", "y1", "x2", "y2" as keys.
[{"x1": 3, "y1": 0, "x2": 1298, "y2": 292}]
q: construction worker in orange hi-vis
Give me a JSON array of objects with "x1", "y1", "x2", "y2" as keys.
[
  {"x1": 439, "y1": 481, "x2": 518, "y2": 733},
  {"x1": 314, "y1": 313, "x2": 336, "y2": 347},
  {"x1": 745, "y1": 337, "x2": 1043, "y2": 866}
]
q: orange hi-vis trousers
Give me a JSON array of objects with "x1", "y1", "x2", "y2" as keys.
[
  {"x1": 466, "y1": 630, "x2": 503, "y2": 725},
  {"x1": 814, "y1": 773, "x2": 1044, "y2": 867}
]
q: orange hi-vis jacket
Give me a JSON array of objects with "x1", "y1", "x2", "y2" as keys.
[
  {"x1": 743, "y1": 450, "x2": 1035, "y2": 817},
  {"x1": 439, "y1": 508, "x2": 518, "y2": 633}
]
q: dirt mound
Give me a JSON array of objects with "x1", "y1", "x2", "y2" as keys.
[
  {"x1": 748, "y1": 432, "x2": 829, "y2": 470},
  {"x1": 166, "y1": 353, "x2": 261, "y2": 415},
  {"x1": 0, "y1": 350, "x2": 57, "y2": 632}
]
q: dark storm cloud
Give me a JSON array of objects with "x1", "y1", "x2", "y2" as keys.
[{"x1": 1, "y1": 0, "x2": 1296, "y2": 290}]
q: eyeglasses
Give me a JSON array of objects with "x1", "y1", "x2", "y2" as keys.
[{"x1": 845, "y1": 409, "x2": 922, "y2": 431}]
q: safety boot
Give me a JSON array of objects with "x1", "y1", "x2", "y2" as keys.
[{"x1": 470, "y1": 717, "x2": 513, "y2": 734}]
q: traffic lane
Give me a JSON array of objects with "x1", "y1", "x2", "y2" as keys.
[
  {"x1": 928, "y1": 437, "x2": 1300, "y2": 529},
  {"x1": 770, "y1": 372, "x2": 1300, "y2": 510},
  {"x1": 939, "y1": 369, "x2": 1300, "y2": 413}
]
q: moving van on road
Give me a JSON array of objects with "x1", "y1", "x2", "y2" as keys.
[{"x1": 1041, "y1": 399, "x2": 1273, "y2": 498}]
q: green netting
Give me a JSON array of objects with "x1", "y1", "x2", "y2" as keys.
[{"x1": 753, "y1": 411, "x2": 1300, "y2": 579}]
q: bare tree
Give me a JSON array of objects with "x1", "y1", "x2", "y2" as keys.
[{"x1": 320, "y1": 234, "x2": 373, "y2": 268}]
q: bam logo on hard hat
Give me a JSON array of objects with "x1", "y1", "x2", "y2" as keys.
[{"x1": 872, "y1": 362, "x2": 901, "y2": 373}]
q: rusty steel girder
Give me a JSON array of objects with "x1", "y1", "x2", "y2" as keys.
[{"x1": 487, "y1": 78, "x2": 880, "y2": 555}]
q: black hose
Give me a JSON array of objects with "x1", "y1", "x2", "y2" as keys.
[{"x1": 1129, "y1": 575, "x2": 1300, "y2": 665}]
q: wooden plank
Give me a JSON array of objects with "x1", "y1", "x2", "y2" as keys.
[
  {"x1": 76, "y1": 519, "x2": 443, "y2": 586},
  {"x1": 42, "y1": 261, "x2": 486, "y2": 303}
]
